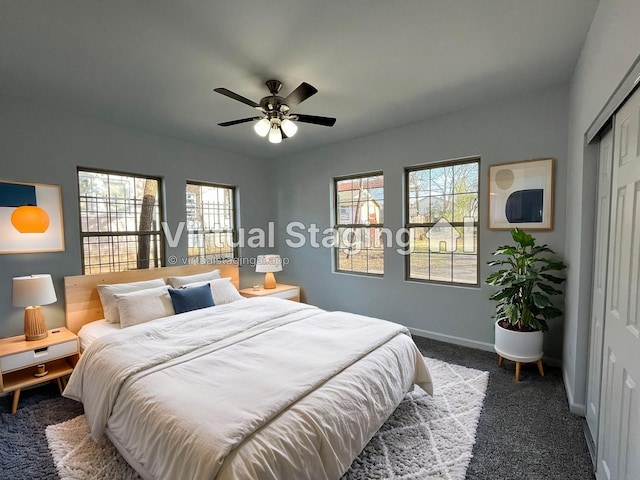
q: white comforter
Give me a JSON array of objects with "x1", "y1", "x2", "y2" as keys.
[{"x1": 64, "y1": 297, "x2": 432, "y2": 480}]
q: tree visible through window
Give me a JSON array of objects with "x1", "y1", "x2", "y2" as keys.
[
  {"x1": 406, "y1": 159, "x2": 479, "y2": 285},
  {"x1": 334, "y1": 173, "x2": 384, "y2": 275},
  {"x1": 78, "y1": 169, "x2": 163, "y2": 274},
  {"x1": 186, "y1": 182, "x2": 236, "y2": 261}
]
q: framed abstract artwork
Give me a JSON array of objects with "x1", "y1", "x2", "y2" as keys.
[
  {"x1": 488, "y1": 158, "x2": 554, "y2": 230},
  {"x1": 0, "y1": 180, "x2": 65, "y2": 253}
]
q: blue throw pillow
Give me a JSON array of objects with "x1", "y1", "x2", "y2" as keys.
[{"x1": 168, "y1": 283, "x2": 215, "y2": 314}]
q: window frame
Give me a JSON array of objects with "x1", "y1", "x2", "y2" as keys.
[
  {"x1": 77, "y1": 167, "x2": 165, "y2": 274},
  {"x1": 333, "y1": 171, "x2": 385, "y2": 277},
  {"x1": 185, "y1": 180, "x2": 238, "y2": 262},
  {"x1": 404, "y1": 157, "x2": 480, "y2": 286}
]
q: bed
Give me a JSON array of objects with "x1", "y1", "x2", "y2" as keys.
[{"x1": 63, "y1": 264, "x2": 433, "y2": 480}]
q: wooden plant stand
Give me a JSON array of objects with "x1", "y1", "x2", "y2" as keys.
[{"x1": 498, "y1": 355, "x2": 544, "y2": 382}]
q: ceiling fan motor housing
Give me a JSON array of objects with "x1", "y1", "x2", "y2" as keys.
[
  {"x1": 260, "y1": 96, "x2": 287, "y2": 114},
  {"x1": 260, "y1": 80, "x2": 290, "y2": 117}
]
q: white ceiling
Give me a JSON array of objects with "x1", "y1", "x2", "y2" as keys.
[{"x1": 0, "y1": 1, "x2": 598, "y2": 159}]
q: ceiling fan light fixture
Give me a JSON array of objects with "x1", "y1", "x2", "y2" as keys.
[
  {"x1": 281, "y1": 118, "x2": 298, "y2": 137},
  {"x1": 268, "y1": 125, "x2": 282, "y2": 144},
  {"x1": 253, "y1": 118, "x2": 271, "y2": 137},
  {"x1": 215, "y1": 80, "x2": 336, "y2": 143}
]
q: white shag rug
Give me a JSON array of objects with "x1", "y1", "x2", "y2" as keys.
[{"x1": 47, "y1": 357, "x2": 488, "y2": 480}]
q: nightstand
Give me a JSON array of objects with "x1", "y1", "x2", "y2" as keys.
[
  {"x1": 239, "y1": 283, "x2": 301, "y2": 302},
  {"x1": 0, "y1": 327, "x2": 79, "y2": 413}
]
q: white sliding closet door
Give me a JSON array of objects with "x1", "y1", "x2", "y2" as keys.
[
  {"x1": 596, "y1": 86, "x2": 640, "y2": 480},
  {"x1": 586, "y1": 127, "x2": 613, "y2": 459}
]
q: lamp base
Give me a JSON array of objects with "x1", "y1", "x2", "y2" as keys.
[
  {"x1": 24, "y1": 306, "x2": 48, "y2": 341},
  {"x1": 264, "y1": 272, "x2": 277, "y2": 289}
]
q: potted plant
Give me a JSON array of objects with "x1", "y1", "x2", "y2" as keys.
[{"x1": 486, "y1": 228, "x2": 566, "y2": 380}]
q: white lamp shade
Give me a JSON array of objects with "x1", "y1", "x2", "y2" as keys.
[
  {"x1": 281, "y1": 119, "x2": 298, "y2": 137},
  {"x1": 255, "y1": 255, "x2": 283, "y2": 273},
  {"x1": 268, "y1": 126, "x2": 282, "y2": 144},
  {"x1": 254, "y1": 118, "x2": 271, "y2": 137},
  {"x1": 12, "y1": 274, "x2": 57, "y2": 307}
]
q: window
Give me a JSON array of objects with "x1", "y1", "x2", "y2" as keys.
[
  {"x1": 334, "y1": 173, "x2": 384, "y2": 275},
  {"x1": 78, "y1": 169, "x2": 163, "y2": 274},
  {"x1": 186, "y1": 182, "x2": 236, "y2": 261},
  {"x1": 406, "y1": 159, "x2": 479, "y2": 285}
]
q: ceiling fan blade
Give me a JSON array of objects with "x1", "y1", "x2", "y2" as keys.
[
  {"x1": 294, "y1": 114, "x2": 336, "y2": 127},
  {"x1": 218, "y1": 117, "x2": 262, "y2": 127},
  {"x1": 214, "y1": 88, "x2": 262, "y2": 110},
  {"x1": 283, "y1": 82, "x2": 318, "y2": 109}
]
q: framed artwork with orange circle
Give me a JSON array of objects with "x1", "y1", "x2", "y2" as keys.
[
  {"x1": 0, "y1": 180, "x2": 65, "y2": 253},
  {"x1": 488, "y1": 158, "x2": 554, "y2": 230}
]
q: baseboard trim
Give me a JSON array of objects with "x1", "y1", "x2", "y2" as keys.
[
  {"x1": 409, "y1": 327, "x2": 495, "y2": 352},
  {"x1": 583, "y1": 423, "x2": 597, "y2": 468},
  {"x1": 409, "y1": 326, "x2": 562, "y2": 367},
  {"x1": 543, "y1": 356, "x2": 562, "y2": 368},
  {"x1": 563, "y1": 367, "x2": 587, "y2": 416}
]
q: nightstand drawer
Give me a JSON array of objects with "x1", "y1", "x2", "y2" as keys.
[
  {"x1": 269, "y1": 288, "x2": 299, "y2": 300},
  {"x1": 0, "y1": 340, "x2": 78, "y2": 372}
]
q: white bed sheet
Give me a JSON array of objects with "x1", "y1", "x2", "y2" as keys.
[
  {"x1": 65, "y1": 298, "x2": 432, "y2": 480},
  {"x1": 76, "y1": 319, "x2": 120, "y2": 352}
]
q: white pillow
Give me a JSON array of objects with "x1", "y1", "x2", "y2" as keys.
[
  {"x1": 115, "y1": 285, "x2": 175, "y2": 328},
  {"x1": 166, "y1": 269, "x2": 221, "y2": 288},
  {"x1": 97, "y1": 279, "x2": 166, "y2": 324},
  {"x1": 184, "y1": 277, "x2": 243, "y2": 305}
]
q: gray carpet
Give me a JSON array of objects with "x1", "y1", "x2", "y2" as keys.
[
  {"x1": 412, "y1": 337, "x2": 595, "y2": 480},
  {"x1": 0, "y1": 336, "x2": 595, "y2": 480}
]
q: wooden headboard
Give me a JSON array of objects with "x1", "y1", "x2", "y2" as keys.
[{"x1": 64, "y1": 263, "x2": 239, "y2": 334}]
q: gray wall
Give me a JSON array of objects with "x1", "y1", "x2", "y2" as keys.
[
  {"x1": 273, "y1": 85, "x2": 569, "y2": 362},
  {"x1": 563, "y1": 0, "x2": 640, "y2": 414},
  {"x1": 0, "y1": 94, "x2": 276, "y2": 338}
]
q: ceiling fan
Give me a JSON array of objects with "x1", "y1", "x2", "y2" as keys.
[{"x1": 214, "y1": 80, "x2": 336, "y2": 144}]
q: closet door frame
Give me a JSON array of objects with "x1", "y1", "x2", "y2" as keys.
[{"x1": 584, "y1": 127, "x2": 613, "y2": 462}]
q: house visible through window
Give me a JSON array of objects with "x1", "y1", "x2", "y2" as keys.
[
  {"x1": 78, "y1": 169, "x2": 163, "y2": 274},
  {"x1": 406, "y1": 159, "x2": 479, "y2": 285},
  {"x1": 334, "y1": 173, "x2": 384, "y2": 275},
  {"x1": 186, "y1": 182, "x2": 236, "y2": 261}
]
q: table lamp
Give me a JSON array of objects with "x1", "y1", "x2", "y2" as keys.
[
  {"x1": 12, "y1": 274, "x2": 57, "y2": 341},
  {"x1": 255, "y1": 255, "x2": 283, "y2": 289}
]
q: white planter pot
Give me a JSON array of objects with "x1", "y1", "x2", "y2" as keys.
[{"x1": 494, "y1": 320, "x2": 543, "y2": 363}]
